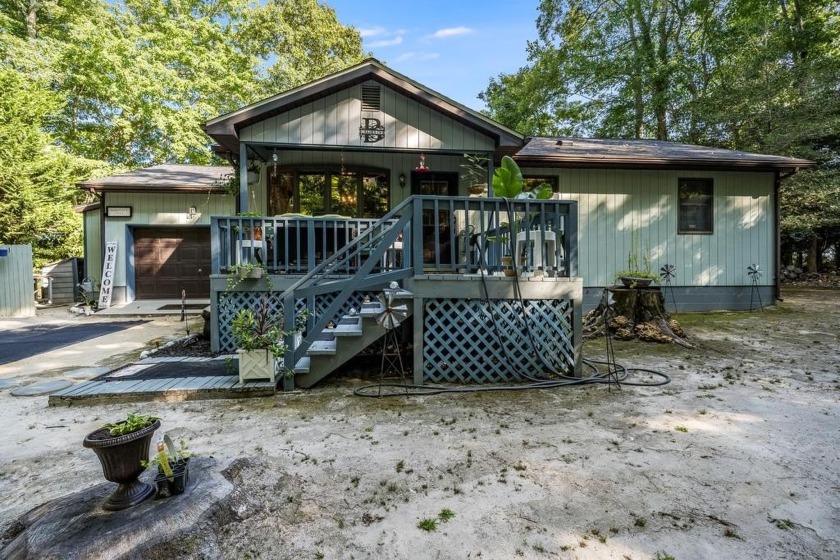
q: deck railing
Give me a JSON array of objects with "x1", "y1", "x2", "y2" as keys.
[
  {"x1": 211, "y1": 196, "x2": 578, "y2": 278},
  {"x1": 211, "y1": 196, "x2": 578, "y2": 382}
]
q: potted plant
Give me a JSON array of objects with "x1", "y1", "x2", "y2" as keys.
[
  {"x1": 231, "y1": 298, "x2": 308, "y2": 386},
  {"x1": 614, "y1": 232, "x2": 658, "y2": 288},
  {"x1": 143, "y1": 434, "x2": 192, "y2": 498},
  {"x1": 83, "y1": 412, "x2": 161, "y2": 511},
  {"x1": 491, "y1": 156, "x2": 554, "y2": 276},
  {"x1": 460, "y1": 153, "x2": 489, "y2": 195}
]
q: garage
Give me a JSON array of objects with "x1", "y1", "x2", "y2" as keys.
[{"x1": 133, "y1": 227, "x2": 211, "y2": 299}]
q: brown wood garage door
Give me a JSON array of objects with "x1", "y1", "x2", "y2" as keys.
[{"x1": 134, "y1": 227, "x2": 211, "y2": 299}]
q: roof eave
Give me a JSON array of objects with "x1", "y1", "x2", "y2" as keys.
[
  {"x1": 204, "y1": 59, "x2": 524, "y2": 152},
  {"x1": 513, "y1": 155, "x2": 815, "y2": 173}
]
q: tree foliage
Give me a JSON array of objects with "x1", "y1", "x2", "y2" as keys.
[
  {"x1": 0, "y1": 67, "x2": 108, "y2": 266},
  {"x1": 482, "y1": 0, "x2": 840, "y2": 271},
  {"x1": 0, "y1": 0, "x2": 365, "y2": 264}
]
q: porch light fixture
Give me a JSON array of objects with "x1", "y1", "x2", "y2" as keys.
[
  {"x1": 399, "y1": 173, "x2": 406, "y2": 188},
  {"x1": 188, "y1": 206, "x2": 197, "y2": 218},
  {"x1": 272, "y1": 149, "x2": 279, "y2": 177}
]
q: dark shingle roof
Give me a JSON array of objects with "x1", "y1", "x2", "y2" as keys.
[
  {"x1": 77, "y1": 164, "x2": 233, "y2": 192},
  {"x1": 514, "y1": 137, "x2": 814, "y2": 172}
]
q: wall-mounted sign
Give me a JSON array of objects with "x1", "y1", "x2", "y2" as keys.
[
  {"x1": 98, "y1": 242, "x2": 117, "y2": 309},
  {"x1": 106, "y1": 206, "x2": 132, "y2": 218},
  {"x1": 359, "y1": 117, "x2": 385, "y2": 143},
  {"x1": 105, "y1": 206, "x2": 131, "y2": 218}
]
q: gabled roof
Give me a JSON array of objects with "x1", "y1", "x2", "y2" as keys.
[
  {"x1": 514, "y1": 137, "x2": 814, "y2": 173},
  {"x1": 77, "y1": 164, "x2": 233, "y2": 193},
  {"x1": 203, "y1": 58, "x2": 524, "y2": 155}
]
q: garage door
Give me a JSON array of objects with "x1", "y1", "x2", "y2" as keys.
[{"x1": 134, "y1": 227, "x2": 211, "y2": 299}]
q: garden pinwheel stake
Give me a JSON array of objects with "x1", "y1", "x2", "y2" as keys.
[
  {"x1": 748, "y1": 264, "x2": 764, "y2": 311},
  {"x1": 659, "y1": 264, "x2": 677, "y2": 313},
  {"x1": 376, "y1": 282, "x2": 409, "y2": 392}
]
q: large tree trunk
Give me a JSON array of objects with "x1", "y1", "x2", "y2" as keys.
[{"x1": 583, "y1": 287, "x2": 692, "y2": 347}]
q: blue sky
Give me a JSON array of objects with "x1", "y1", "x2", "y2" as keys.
[{"x1": 327, "y1": 0, "x2": 541, "y2": 111}]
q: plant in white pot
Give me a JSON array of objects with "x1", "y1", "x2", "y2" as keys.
[{"x1": 231, "y1": 298, "x2": 307, "y2": 385}]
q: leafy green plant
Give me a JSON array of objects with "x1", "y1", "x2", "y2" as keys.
[
  {"x1": 460, "y1": 153, "x2": 489, "y2": 186},
  {"x1": 142, "y1": 434, "x2": 192, "y2": 480},
  {"x1": 615, "y1": 229, "x2": 657, "y2": 284},
  {"x1": 231, "y1": 299, "x2": 307, "y2": 358},
  {"x1": 438, "y1": 508, "x2": 455, "y2": 522},
  {"x1": 492, "y1": 155, "x2": 553, "y2": 200},
  {"x1": 417, "y1": 518, "x2": 438, "y2": 531},
  {"x1": 105, "y1": 413, "x2": 158, "y2": 437}
]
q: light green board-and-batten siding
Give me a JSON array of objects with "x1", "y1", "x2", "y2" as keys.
[
  {"x1": 239, "y1": 81, "x2": 496, "y2": 152},
  {"x1": 520, "y1": 168, "x2": 775, "y2": 287},
  {"x1": 102, "y1": 192, "x2": 234, "y2": 296},
  {"x1": 83, "y1": 208, "x2": 101, "y2": 283}
]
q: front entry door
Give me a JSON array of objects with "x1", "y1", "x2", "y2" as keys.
[{"x1": 411, "y1": 171, "x2": 458, "y2": 267}]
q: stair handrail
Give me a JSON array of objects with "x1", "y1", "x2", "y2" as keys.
[{"x1": 280, "y1": 197, "x2": 417, "y2": 374}]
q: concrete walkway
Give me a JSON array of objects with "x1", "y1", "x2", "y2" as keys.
[{"x1": 0, "y1": 306, "x2": 189, "y2": 379}]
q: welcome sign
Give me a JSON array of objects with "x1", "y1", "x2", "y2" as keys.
[{"x1": 98, "y1": 242, "x2": 117, "y2": 309}]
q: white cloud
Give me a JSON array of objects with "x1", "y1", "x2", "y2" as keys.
[
  {"x1": 427, "y1": 26, "x2": 473, "y2": 39},
  {"x1": 358, "y1": 26, "x2": 385, "y2": 38},
  {"x1": 395, "y1": 52, "x2": 440, "y2": 62},
  {"x1": 368, "y1": 36, "x2": 404, "y2": 48}
]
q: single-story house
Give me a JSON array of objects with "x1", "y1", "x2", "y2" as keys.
[{"x1": 78, "y1": 58, "x2": 812, "y2": 387}]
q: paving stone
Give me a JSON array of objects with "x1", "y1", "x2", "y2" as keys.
[
  {"x1": 10, "y1": 379, "x2": 73, "y2": 396},
  {"x1": 0, "y1": 377, "x2": 23, "y2": 389}
]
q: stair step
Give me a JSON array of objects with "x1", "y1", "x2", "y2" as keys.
[
  {"x1": 294, "y1": 356, "x2": 310, "y2": 374},
  {"x1": 331, "y1": 322, "x2": 363, "y2": 336},
  {"x1": 308, "y1": 339, "x2": 336, "y2": 355},
  {"x1": 359, "y1": 302, "x2": 384, "y2": 317}
]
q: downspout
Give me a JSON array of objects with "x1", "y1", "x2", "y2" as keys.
[
  {"x1": 774, "y1": 171, "x2": 782, "y2": 302},
  {"x1": 99, "y1": 191, "x2": 106, "y2": 283}
]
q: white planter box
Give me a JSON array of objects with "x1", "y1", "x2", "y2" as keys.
[{"x1": 237, "y1": 349, "x2": 277, "y2": 384}]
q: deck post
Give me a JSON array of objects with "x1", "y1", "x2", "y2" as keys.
[{"x1": 412, "y1": 295, "x2": 424, "y2": 385}]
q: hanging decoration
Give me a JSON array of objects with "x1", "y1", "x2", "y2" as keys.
[
  {"x1": 415, "y1": 153, "x2": 429, "y2": 172},
  {"x1": 271, "y1": 149, "x2": 279, "y2": 178}
]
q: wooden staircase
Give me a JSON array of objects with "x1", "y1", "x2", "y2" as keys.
[{"x1": 292, "y1": 289, "x2": 413, "y2": 388}]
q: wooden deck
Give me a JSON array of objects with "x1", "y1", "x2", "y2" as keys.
[{"x1": 48, "y1": 375, "x2": 276, "y2": 406}]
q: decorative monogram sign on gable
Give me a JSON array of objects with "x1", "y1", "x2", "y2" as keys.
[{"x1": 359, "y1": 117, "x2": 385, "y2": 143}]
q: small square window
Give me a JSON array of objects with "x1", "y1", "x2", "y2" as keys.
[{"x1": 678, "y1": 178, "x2": 713, "y2": 234}]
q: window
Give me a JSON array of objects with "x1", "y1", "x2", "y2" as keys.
[
  {"x1": 678, "y1": 178, "x2": 713, "y2": 234},
  {"x1": 267, "y1": 168, "x2": 390, "y2": 218},
  {"x1": 523, "y1": 175, "x2": 558, "y2": 194}
]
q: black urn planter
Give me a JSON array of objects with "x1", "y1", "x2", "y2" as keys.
[
  {"x1": 154, "y1": 458, "x2": 190, "y2": 498},
  {"x1": 83, "y1": 419, "x2": 161, "y2": 511},
  {"x1": 619, "y1": 276, "x2": 654, "y2": 288}
]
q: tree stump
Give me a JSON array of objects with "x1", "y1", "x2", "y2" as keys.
[{"x1": 583, "y1": 287, "x2": 692, "y2": 347}]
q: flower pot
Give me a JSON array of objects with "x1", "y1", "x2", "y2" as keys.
[
  {"x1": 501, "y1": 255, "x2": 516, "y2": 277},
  {"x1": 83, "y1": 419, "x2": 160, "y2": 511},
  {"x1": 620, "y1": 276, "x2": 653, "y2": 288},
  {"x1": 154, "y1": 458, "x2": 190, "y2": 498},
  {"x1": 468, "y1": 183, "x2": 487, "y2": 195},
  {"x1": 237, "y1": 348, "x2": 277, "y2": 383}
]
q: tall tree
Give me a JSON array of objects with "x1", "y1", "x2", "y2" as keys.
[{"x1": 0, "y1": 66, "x2": 107, "y2": 266}]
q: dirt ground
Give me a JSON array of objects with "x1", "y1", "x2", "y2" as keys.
[{"x1": 1, "y1": 288, "x2": 838, "y2": 559}]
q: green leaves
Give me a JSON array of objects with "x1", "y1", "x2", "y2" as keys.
[{"x1": 492, "y1": 156, "x2": 524, "y2": 198}]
